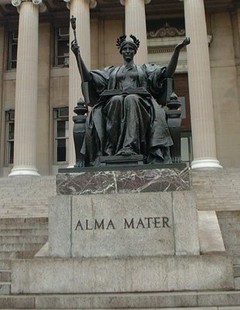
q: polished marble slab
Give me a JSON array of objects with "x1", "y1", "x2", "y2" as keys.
[{"x1": 57, "y1": 164, "x2": 190, "y2": 195}]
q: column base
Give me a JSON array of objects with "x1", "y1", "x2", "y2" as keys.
[
  {"x1": 191, "y1": 158, "x2": 222, "y2": 170},
  {"x1": 9, "y1": 166, "x2": 40, "y2": 177},
  {"x1": 67, "y1": 164, "x2": 75, "y2": 168}
]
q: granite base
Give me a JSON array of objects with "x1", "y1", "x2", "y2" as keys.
[
  {"x1": 15, "y1": 165, "x2": 232, "y2": 297},
  {"x1": 11, "y1": 254, "x2": 234, "y2": 294}
]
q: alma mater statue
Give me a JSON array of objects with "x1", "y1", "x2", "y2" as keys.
[{"x1": 71, "y1": 28, "x2": 190, "y2": 167}]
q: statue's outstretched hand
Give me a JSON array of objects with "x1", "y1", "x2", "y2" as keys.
[
  {"x1": 176, "y1": 37, "x2": 190, "y2": 50},
  {"x1": 71, "y1": 40, "x2": 80, "y2": 56}
]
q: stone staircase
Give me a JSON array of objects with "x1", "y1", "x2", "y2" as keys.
[
  {"x1": 0, "y1": 263, "x2": 11, "y2": 295},
  {"x1": 217, "y1": 212, "x2": 240, "y2": 290},
  {"x1": 0, "y1": 176, "x2": 53, "y2": 300},
  {"x1": 0, "y1": 217, "x2": 48, "y2": 297},
  {"x1": 234, "y1": 259, "x2": 240, "y2": 290},
  {"x1": 0, "y1": 291, "x2": 240, "y2": 309},
  {"x1": 0, "y1": 171, "x2": 239, "y2": 309},
  {"x1": 0, "y1": 176, "x2": 56, "y2": 218},
  {"x1": 193, "y1": 169, "x2": 240, "y2": 295}
]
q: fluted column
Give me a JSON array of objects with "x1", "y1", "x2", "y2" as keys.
[
  {"x1": 120, "y1": 0, "x2": 150, "y2": 64},
  {"x1": 67, "y1": 0, "x2": 96, "y2": 167},
  {"x1": 182, "y1": 0, "x2": 222, "y2": 169},
  {"x1": 0, "y1": 27, "x2": 4, "y2": 173},
  {"x1": 9, "y1": 0, "x2": 40, "y2": 176}
]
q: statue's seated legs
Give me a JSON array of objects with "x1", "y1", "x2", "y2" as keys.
[
  {"x1": 73, "y1": 92, "x2": 182, "y2": 167},
  {"x1": 103, "y1": 94, "x2": 151, "y2": 157}
]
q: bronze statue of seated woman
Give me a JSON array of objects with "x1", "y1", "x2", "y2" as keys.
[{"x1": 71, "y1": 20, "x2": 190, "y2": 167}]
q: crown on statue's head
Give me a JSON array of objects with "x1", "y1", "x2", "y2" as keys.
[{"x1": 116, "y1": 35, "x2": 140, "y2": 54}]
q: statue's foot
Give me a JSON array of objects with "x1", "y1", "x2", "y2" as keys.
[
  {"x1": 74, "y1": 161, "x2": 85, "y2": 168},
  {"x1": 116, "y1": 148, "x2": 138, "y2": 156}
]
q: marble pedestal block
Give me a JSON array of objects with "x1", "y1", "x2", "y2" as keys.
[
  {"x1": 49, "y1": 191, "x2": 199, "y2": 258},
  {"x1": 50, "y1": 164, "x2": 197, "y2": 258},
  {"x1": 57, "y1": 163, "x2": 190, "y2": 195}
]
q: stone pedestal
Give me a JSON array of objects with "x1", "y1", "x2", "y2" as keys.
[
  {"x1": 11, "y1": 164, "x2": 234, "y2": 295},
  {"x1": 12, "y1": 254, "x2": 233, "y2": 294},
  {"x1": 49, "y1": 191, "x2": 199, "y2": 258}
]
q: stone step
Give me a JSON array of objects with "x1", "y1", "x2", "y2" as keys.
[
  {"x1": 233, "y1": 265, "x2": 240, "y2": 277},
  {"x1": 0, "y1": 217, "x2": 48, "y2": 226},
  {"x1": 1, "y1": 308, "x2": 240, "y2": 310},
  {"x1": 0, "y1": 253, "x2": 16, "y2": 260},
  {"x1": 0, "y1": 243, "x2": 46, "y2": 252},
  {"x1": 234, "y1": 277, "x2": 240, "y2": 289},
  {"x1": 0, "y1": 282, "x2": 11, "y2": 295},
  {"x1": 0, "y1": 200, "x2": 49, "y2": 206},
  {"x1": 234, "y1": 263, "x2": 240, "y2": 289},
  {"x1": 0, "y1": 223, "x2": 48, "y2": 230},
  {"x1": 0, "y1": 249, "x2": 41, "y2": 259},
  {"x1": 0, "y1": 228, "x2": 48, "y2": 237},
  {"x1": 233, "y1": 256, "x2": 240, "y2": 265},
  {"x1": 0, "y1": 236, "x2": 48, "y2": 244},
  {"x1": 0, "y1": 291, "x2": 240, "y2": 309},
  {"x1": 0, "y1": 270, "x2": 11, "y2": 282},
  {"x1": 0, "y1": 177, "x2": 55, "y2": 209},
  {"x1": 0, "y1": 260, "x2": 11, "y2": 270},
  {"x1": 0, "y1": 209, "x2": 49, "y2": 219}
]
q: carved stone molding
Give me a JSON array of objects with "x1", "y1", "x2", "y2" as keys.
[
  {"x1": 39, "y1": 2, "x2": 47, "y2": 12},
  {"x1": 89, "y1": 0, "x2": 97, "y2": 8},
  {"x1": 148, "y1": 46, "x2": 175, "y2": 55},
  {"x1": 63, "y1": 0, "x2": 97, "y2": 9},
  {"x1": 148, "y1": 23, "x2": 185, "y2": 39},
  {"x1": 11, "y1": 0, "x2": 47, "y2": 13},
  {"x1": 120, "y1": 0, "x2": 151, "y2": 5}
]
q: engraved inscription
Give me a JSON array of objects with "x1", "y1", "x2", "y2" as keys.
[
  {"x1": 74, "y1": 216, "x2": 170, "y2": 231},
  {"x1": 75, "y1": 219, "x2": 115, "y2": 230},
  {"x1": 124, "y1": 217, "x2": 170, "y2": 229}
]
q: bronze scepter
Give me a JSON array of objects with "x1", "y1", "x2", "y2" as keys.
[
  {"x1": 70, "y1": 15, "x2": 77, "y2": 42},
  {"x1": 70, "y1": 15, "x2": 90, "y2": 105},
  {"x1": 70, "y1": 15, "x2": 83, "y2": 78}
]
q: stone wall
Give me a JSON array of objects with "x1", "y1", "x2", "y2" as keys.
[
  {"x1": 192, "y1": 168, "x2": 240, "y2": 211},
  {"x1": 217, "y1": 211, "x2": 240, "y2": 258},
  {"x1": 192, "y1": 168, "x2": 240, "y2": 259}
]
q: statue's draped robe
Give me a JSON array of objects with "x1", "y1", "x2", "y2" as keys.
[{"x1": 84, "y1": 64, "x2": 173, "y2": 165}]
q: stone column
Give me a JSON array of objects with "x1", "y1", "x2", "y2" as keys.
[
  {"x1": 0, "y1": 27, "x2": 4, "y2": 174},
  {"x1": 120, "y1": 0, "x2": 150, "y2": 64},
  {"x1": 9, "y1": 0, "x2": 40, "y2": 176},
  {"x1": 66, "y1": 0, "x2": 96, "y2": 167},
  {"x1": 182, "y1": 0, "x2": 222, "y2": 169}
]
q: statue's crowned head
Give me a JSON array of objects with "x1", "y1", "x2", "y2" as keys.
[{"x1": 116, "y1": 35, "x2": 140, "y2": 54}]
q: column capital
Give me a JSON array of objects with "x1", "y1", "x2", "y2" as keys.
[
  {"x1": 11, "y1": 0, "x2": 46, "y2": 12},
  {"x1": 12, "y1": 0, "x2": 42, "y2": 7},
  {"x1": 120, "y1": 0, "x2": 151, "y2": 5},
  {"x1": 64, "y1": 0, "x2": 97, "y2": 10},
  {"x1": 89, "y1": 0, "x2": 97, "y2": 8}
]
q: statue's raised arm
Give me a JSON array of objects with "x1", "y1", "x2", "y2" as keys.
[
  {"x1": 71, "y1": 39, "x2": 92, "y2": 83},
  {"x1": 164, "y1": 37, "x2": 190, "y2": 77},
  {"x1": 70, "y1": 16, "x2": 94, "y2": 106},
  {"x1": 70, "y1": 16, "x2": 91, "y2": 83}
]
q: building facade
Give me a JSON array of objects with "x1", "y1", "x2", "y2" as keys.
[{"x1": 0, "y1": 0, "x2": 240, "y2": 176}]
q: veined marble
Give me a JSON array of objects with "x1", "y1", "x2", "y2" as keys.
[{"x1": 57, "y1": 164, "x2": 190, "y2": 195}]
